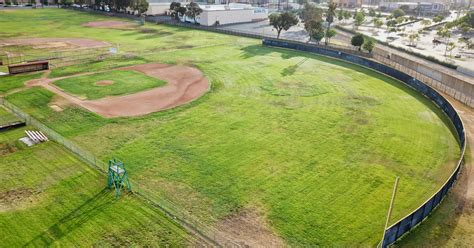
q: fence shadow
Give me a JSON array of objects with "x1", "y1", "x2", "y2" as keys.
[{"x1": 23, "y1": 188, "x2": 114, "y2": 246}]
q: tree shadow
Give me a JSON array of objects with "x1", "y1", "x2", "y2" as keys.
[
  {"x1": 240, "y1": 45, "x2": 273, "y2": 59},
  {"x1": 240, "y1": 44, "x2": 300, "y2": 60},
  {"x1": 23, "y1": 188, "x2": 115, "y2": 246},
  {"x1": 281, "y1": 58, "x2": 308, "y2": 76}
]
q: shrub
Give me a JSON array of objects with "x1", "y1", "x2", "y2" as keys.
[{"x1": 351, "y1": 34, "x2": 364, "y2": 50}]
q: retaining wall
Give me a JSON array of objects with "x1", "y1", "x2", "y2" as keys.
[{"x1": 262, "y1": 38, "x2": 466, "y2": 247}]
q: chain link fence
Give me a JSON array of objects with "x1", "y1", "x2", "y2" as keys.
[{"x1": 0, "y1": 46, "x2": 115, "y2": 69}]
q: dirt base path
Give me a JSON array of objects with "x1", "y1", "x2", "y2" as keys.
[{"x1": 27, "y1": 64, "x2": 209, "y2": 118}]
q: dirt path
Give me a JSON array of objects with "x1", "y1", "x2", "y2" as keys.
[
  {"x1": 444, "y1": 95, "x2": 474, "y2": 207},
  {"x1": 0, "y1": 38, "x2": 110, "y2": 50},
  {"x1": 82, "y1": 20, "x2": 137, "y2": 29},
  {"x1": 26, "y1": 63, "x2": 209, "y2": 118}
]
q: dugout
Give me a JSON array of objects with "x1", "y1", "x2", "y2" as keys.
[{"x1": 8, "y1": 61, "x2": 49, "y2": 74}]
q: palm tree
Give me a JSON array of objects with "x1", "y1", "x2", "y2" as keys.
[{"x1": 325, "y1": 1, "x2": 337, "y2": 45}]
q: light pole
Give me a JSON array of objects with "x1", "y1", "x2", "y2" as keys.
[{"x1": 380, "y1": 177, "x2": 400, "y2": 248}]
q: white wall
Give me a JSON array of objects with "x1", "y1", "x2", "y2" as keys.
[
  {"x1": 199, "y1": 9, "x2": 267, "y2": 26},
  {"x1": 146, "y1": 3, "x2": 170, "y2": 15}
]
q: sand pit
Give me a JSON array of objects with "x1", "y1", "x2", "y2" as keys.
[
  {"x1": 82, "y1": 21, "x2": 137, "y2": 29},
  {"x1": 27, "y1": 64, "x2": 209, "y2": 118},
  {"x1": 0, "y1": 38, "x2": 110, "y2": 49},
  {"x1": 95, "y1": 80, "x2": 114, "y2": 86}
]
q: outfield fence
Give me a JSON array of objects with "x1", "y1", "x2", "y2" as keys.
[{"x1": 262, "y1": 38, "x2": 466, "y2": 247}]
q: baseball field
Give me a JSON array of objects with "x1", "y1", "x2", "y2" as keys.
[{"x1": 0, "y1": 8, "x2": 461, "y2": 246}]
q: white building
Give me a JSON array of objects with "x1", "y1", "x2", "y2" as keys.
[
  {"x1": 185, "y1": 3, "x2": 268, "y2": 26},
  {"x1": 146, "y1": 0, "x2": 177, "y2": 15}
]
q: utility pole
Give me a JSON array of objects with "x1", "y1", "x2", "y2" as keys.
[{"x1": 380, "y1": 177, "x2": 400, "y2": 248}]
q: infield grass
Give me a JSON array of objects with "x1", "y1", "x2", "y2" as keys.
[
  {"x1": 53, "y1": 70, "x2": 166, "y2": 100},
  {"x1": 0, "y1": 126, "x2": 192, "y2": 246},
  {"x1": 0, "y1": 9, "x2": 462, "y2": 246}
]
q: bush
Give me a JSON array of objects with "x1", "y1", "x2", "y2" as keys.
[
  {"x1": 363, "y1": 39, "x2": 376, "y2": 53},
  {"x1": 351, "y1": 34, "x2": 364, "y2": 49},
  {"x1": 392, "y1": 8, "x2": 405, "y2": 18}
]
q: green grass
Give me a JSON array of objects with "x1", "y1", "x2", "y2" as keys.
[
  {"x1": 0, "y1": 72, "x2": 42, "y2": 93},
  {"x1": 0, "y1": 106, "x2": 21, "y2": 126},
  {"x1": 0, "y1": 9, "x2": 462, "y2": 246},
  {"x1": 53, "y1": 70, "x2": 166, "y2": 100},
  {"x1": 0, "y1": 127, "x2": 192, "y2": 246}
]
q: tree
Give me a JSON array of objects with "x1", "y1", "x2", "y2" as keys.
[
  {"x1": 325, "y1": 28, "x2": 337, "y2": 44},
  {"x1": 458, "y1": 37, "x2": 472, "y2": 51},
  {"x1": 324, "y1": 1, "x2": 337, "y2": 45},
  {"x1": 351, "y1": 34, "x2": 364, "y2": 50},
  {"x1": 420, "y1": 19, "x2": 431, "y2": 29},
  {"x1": 301, "y1": 2, "x2": 322, "y2": 24},
  {"x1": 338, "y1": 9, "x2": 344, "y2": 22},
  {"x1": 312, "y1": 29, "x2": 325, "y2": 43},
  {"x1": 75, "y1": 0, "x2": 85, "y2": 8},
  {"x1": 305, "y1": 18, "x2": 323, "y2": 37},
  {"x1": 363, "y1": 39, "x2": 375, "y2": 53},
  {"x1": 343, "y1": 10, "x2": 351, "y2": 22},
  {"x1": 433, "y1": 15, "x2": 444, "y2": 23},
  {"x1": 169, "y1": 2, "x2": 183, "y2": 20},
  {"x1": 132, "y1": 0, "x2": 148, "y2": 16},
  {"x1": 396, "y1": 16, "x2": 405, "y2": 24},
  {"x1": 386, "y1": 19, "x2": 397, "y2": 28},
  {"x1": 446, "y1": 41, "x2": 456, "y2": 57},
  {"x1": 368, "y1": 8, "x2": 376, "y2": 17},
  {"x1": 185, "y1": 2, "x2": 202, "y2": 24},
  {"x1": 296, "y1": 0, "x2": 306, "y2": 9},
  {"x1": 60, "y1": 0, "x2": 73, "y2": 6},
  {"x1": 408, "y1": 33, "x2": 419, "y2": 47},
  {"x1": 373, "y1": 17, "x2": 383, "y2": 29},
  {"x1": 459, "y1": 22, "x2": 472, "y2": 34},
  {"x1": 354, "y1": 12, "x2": 365, "y2": 29},
  {"x1": 437, "y1": 27, "x2": 451, "y2": 56},
  {"x1": 269, "y1": 12, "x2": 299, "y2": 39},
  {"x1": 392, "y1": 8, "x2": 405, "y2": 19}
]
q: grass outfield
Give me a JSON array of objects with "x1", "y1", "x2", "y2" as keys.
[
  {"x1": 0, "y1": 127, "x2": 192, "y2": 246},
  {"x1": 0, "y1": 9, "x2": 461, "y2": 246},
  {"x1": 53, "y1": 70, "x2": 167, "y2": 100}
]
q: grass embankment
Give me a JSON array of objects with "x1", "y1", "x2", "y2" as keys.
[
  {"x1": 0, "y1": 9, "x2": 462, "y2": 246},
  {"x1": 0, "y1": 106, "x2": 21, "y2": 126},
  {"x1": 53, "y1": 70, "x2": 166, "y2": 100},
  {"x1": 0, "y1": 126, "x2": 192, "y2": 246}
]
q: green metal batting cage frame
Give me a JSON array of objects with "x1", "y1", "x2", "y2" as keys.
[{"x1": 107, "y1": 158, "x2": 131, "y2": 198}]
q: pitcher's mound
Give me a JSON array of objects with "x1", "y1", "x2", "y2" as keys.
[{"x1": 95, "y1": 80, "x2": 114, "y2": 86}]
